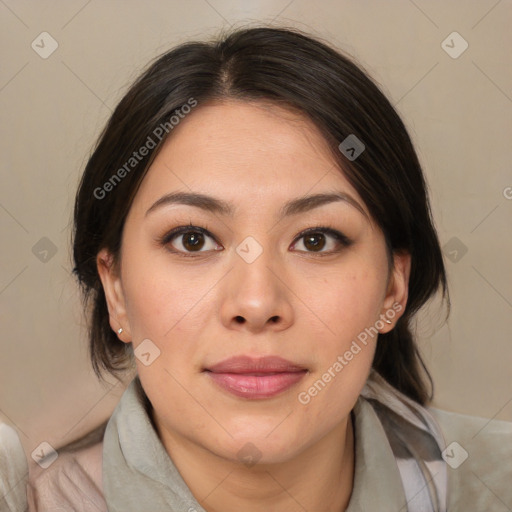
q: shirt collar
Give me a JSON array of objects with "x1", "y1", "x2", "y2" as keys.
[
  {"x1": 346, "y1": 396, "x2": 407, "y2": 511},
  {"x1": 104, "y1": 377, "x2": 408, "y2": 511}
]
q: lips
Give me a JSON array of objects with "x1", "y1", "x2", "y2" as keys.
[
  {"x1": 204, "y1": 356, "x2": 308, "y2": 399},
  {"x1": 205, "y1": 355, "x2": 306, "y2": 374}
]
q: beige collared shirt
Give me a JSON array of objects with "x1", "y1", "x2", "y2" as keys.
[{"x1": 22, "y1": 397, "x2": 512, "y2": 511}]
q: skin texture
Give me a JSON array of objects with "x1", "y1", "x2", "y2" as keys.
[{"x1": 97, "y1": 100, "x2": 411, "y2": 512}]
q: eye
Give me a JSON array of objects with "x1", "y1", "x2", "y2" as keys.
[
  {"x1": 159, "y1": 224, "x2": 352, "y2": 257},
  {"x1": 161, "y1": 225, "x2": 222, "y2": 255},
  {"x1": 291, "y1": 227, "x2": 352, "y2": 254}
]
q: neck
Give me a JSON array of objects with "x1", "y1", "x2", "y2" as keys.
[{"x1": 154, "y1": 411, "x2": 355, "y2": 512}]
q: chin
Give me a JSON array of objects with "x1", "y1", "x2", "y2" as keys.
[{"x1": 212, "y1": 432, "x2": 306, "y2": 467}]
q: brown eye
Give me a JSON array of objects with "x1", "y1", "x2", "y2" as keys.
[
  {"x1": 303, "y1": 233, "x2": 327, "y2": 251},
  {"x1": 181, "y1": 231, "x2": 205, "y2": 251},
  {"x1": 292, "y1": 227, "x2": 352, "y2": 254},
  {"x1": 161, "y1": 226, "x2": 221, "y2": 255}
]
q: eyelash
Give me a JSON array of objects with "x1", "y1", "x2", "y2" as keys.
[{"x1": 157, "y1": 222, "x2": 353, "y2": 258}]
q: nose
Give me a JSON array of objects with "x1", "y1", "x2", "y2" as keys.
[{"x1": 219, "y1": 247, "x2": 294, "y2": 334}]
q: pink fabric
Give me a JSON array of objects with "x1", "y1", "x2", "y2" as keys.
[{"x1": 27, "y1": 441, "x2": 105, "y2": 512}]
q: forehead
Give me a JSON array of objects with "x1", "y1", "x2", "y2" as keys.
[{"x1": 131, "y1": 100, "x2": 366, "y2": 216}]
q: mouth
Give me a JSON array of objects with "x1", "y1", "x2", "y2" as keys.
[{"x1": 203, "y1": 355, "x2": 308, "y2": 399}]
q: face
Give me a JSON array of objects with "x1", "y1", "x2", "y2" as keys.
[{"x1": 98, "y1": 100, "x2": 410, "y2": 465}]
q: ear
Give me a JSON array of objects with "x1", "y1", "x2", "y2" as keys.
[
  {"x1": 96, "y1": 248, "x2": 131, "y2": 343},
  {"x1": 379, "y1": 250, "x2": 411, "y2": 333}
]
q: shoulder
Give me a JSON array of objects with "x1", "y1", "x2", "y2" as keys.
[
  {"x1": 0, "y1": 423, "x2": 29, "y2": 512},
  {"x1": 27, "y1": 435, "x2": 106, "y2": 512},
  {"x1": 428, "y1": 406, "x2": 512, "y2": 511},
  {"x1": 430, "y1": 406, "x2": 512, "y2": 458}
]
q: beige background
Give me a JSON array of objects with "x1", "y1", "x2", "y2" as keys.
[{"x1": 1, "y1": 0, "x2": 511, "y2": 459}]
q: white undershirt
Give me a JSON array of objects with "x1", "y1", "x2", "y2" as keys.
[{"x1": 0, "y1": 423, "x2": 29, "y2": 512}]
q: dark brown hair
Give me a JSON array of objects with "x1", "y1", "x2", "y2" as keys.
[{"x1": 72, "y1": 26, "x2": 449, "y2": 405}]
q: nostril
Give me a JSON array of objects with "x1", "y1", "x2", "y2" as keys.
[{"x1": 235, "y1": 316, "x2": 245, "y2": 324}]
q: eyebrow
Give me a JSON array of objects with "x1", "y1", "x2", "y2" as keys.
[{"x1": 145, "y1": 191, "x2": 368, "y2": 220}]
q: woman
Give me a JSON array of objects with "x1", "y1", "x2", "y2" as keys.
[{"x1": 25, "y1": 26, "x2": 512, "y2": 511}]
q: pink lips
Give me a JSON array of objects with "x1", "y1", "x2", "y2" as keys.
[{"x1": 204, "y1": 356, "x2": 307, "y2": 399}]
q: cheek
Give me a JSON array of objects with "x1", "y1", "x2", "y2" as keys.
[
  {"x1": 295, "y1": 268, "x2": 382, "y2": 426},
  {"x1": 307, "y1": 263, "x2": 386, "y2": 344},
  {"x1": 122, "y1": 253, "x2": 213, "y2": 341},
  {"x1": 121, "y1": 257, "x2": 214, "y2": 390}
]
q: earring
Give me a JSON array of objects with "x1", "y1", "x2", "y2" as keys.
[
  {"x1": 117, "y1": 328, "x2": 123, "y2": 334},
  {"x1": 384, "y1": 319, "x2": 392, "y2": 325}
]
